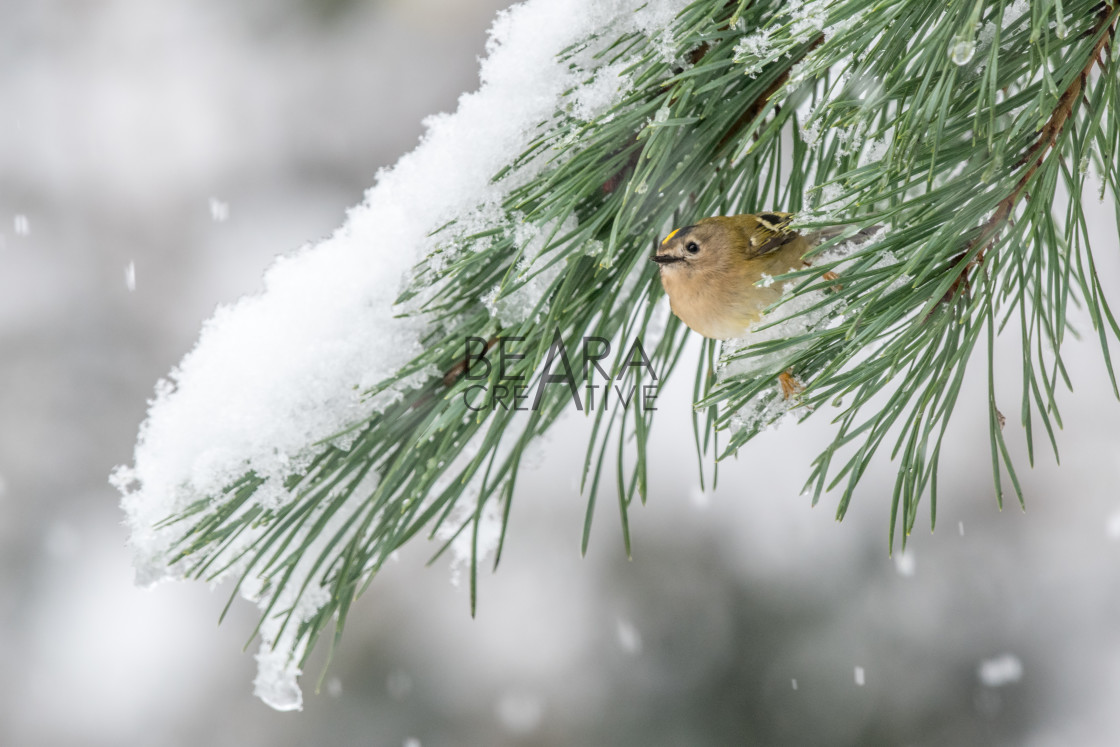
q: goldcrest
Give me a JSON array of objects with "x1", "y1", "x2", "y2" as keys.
[{"x1": 652, "y1": 212, "x2": 811, "y2": 340}]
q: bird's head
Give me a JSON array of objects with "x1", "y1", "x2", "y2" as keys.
[
  {"x1": 652, "y1": 214, "x2": 793, "y2": 277},
  {"x1": 651, "y1": 221, "x2": 716, "y2": 276}
]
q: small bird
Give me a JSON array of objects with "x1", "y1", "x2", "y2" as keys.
[
  {"x1": 653, "y1": 212, "x2": 842, "y2": 398},
  {"x1": 652, "y1": 212, "x2": 813, "y2": 340}
]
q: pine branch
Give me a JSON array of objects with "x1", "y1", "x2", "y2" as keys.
[
  {"x1": 116, "y1": 0, "x2": 1120, "y2": 707},
  {"x1": 716, "y1": 33, "x2": 825, "y2": 152},
  {"x1": 949, "y1": 2, "x2": 1117, "y2": 297},
  {"x1": 704, "y1": 0, "x2": 1120, "y2": 547}
]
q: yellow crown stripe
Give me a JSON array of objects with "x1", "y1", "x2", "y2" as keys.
[{"x1": 661, "y1": 228, "x2": 681, "y2": 245}]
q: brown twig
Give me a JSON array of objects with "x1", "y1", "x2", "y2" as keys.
[
  {"x1": 442, "y1": 335, "x2": 500, "y2": 387},
  {"x1": 404, "y1": 335, "x2": 500, "y2": 413}
]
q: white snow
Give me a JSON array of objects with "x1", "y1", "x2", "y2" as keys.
[
  {"x1": 790, "y1": 2, "x2": 829, "y2": 38},
  {"x1": 858, "y1": 135, "x2": 891, "y2": 169},
  {"x1": 495, "y1": 690, "x2": 545, "y2": 734},
  {"x1": 978, "y1": 653, "x2": 1023, "y2": 687},
  {"x1": 1002, "y1": 0, "x2": 1030, "y2": 30},
  {"x1": 733, "y1": 0, "x2": 838, "y2": 80},
  {"x1": 483, "y1": 216, "x2": 576, "y2": 327},
  {"x1": 894, "y1": 549, "x2": 915, "y2": 577},
  {"x1": 688, "y1": 485, "x2": 711, "y2": 509},
  {"x1": 114, "y1": 0, "x2": 691, "y2": 709},
  {"x1": 733, "y1": 32, "x2": 774, "y2": 77},
  {"x1": 570, "y1": 62, "x2": 633, "y2": 121},
  {"x1": 208, "y1": 197, "x2": 229, "y2": 222},
  {"x1": 975, "y1": 0, "x2": 1031, "y2": 73},
  {"x1": 442, "y1": 486, "x2": 505, "y2": 588},
  {"x1": 616, "y1": 617, "x2": 643, "y2": 654},
  {"x1": 253, "y1": 645, "x2": 304, "y2": 711},
  {"x1": 976, "y1": 22, "x2": 999, "y2": 58}
]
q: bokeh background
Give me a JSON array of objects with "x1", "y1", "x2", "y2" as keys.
[{"x1": 3, "y1": 1, "x2": 1120, "y2": 745}]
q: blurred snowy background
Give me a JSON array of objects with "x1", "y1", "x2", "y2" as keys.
[{"x1": 3, "y1": 1, "x2": 1120, "y2": 745}]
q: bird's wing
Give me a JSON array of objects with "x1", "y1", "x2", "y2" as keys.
[{"x1": 745, "y1": 213, "x2": 799, "y2": 259}]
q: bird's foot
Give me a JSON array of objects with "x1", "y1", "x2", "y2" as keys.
[{"x1": 779, "y1": 370, "x2": 803, "y2": 400}]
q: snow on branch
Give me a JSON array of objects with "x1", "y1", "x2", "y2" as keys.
[{"x1": 113, "y1": 0, "x2": 690, "y2": 711}]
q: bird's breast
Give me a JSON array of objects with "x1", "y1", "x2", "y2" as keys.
[{"x1": 658, "y1": 239, "x2": 808, "y2": 340}]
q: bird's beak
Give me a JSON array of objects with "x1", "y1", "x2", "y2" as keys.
[{"x1": 650, "y1": 254, "x2": 682, "y2": 265}]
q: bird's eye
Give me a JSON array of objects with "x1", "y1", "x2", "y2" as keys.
[{"x1": 686, "y1": 241, "x2": 700, "y2": 254}]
